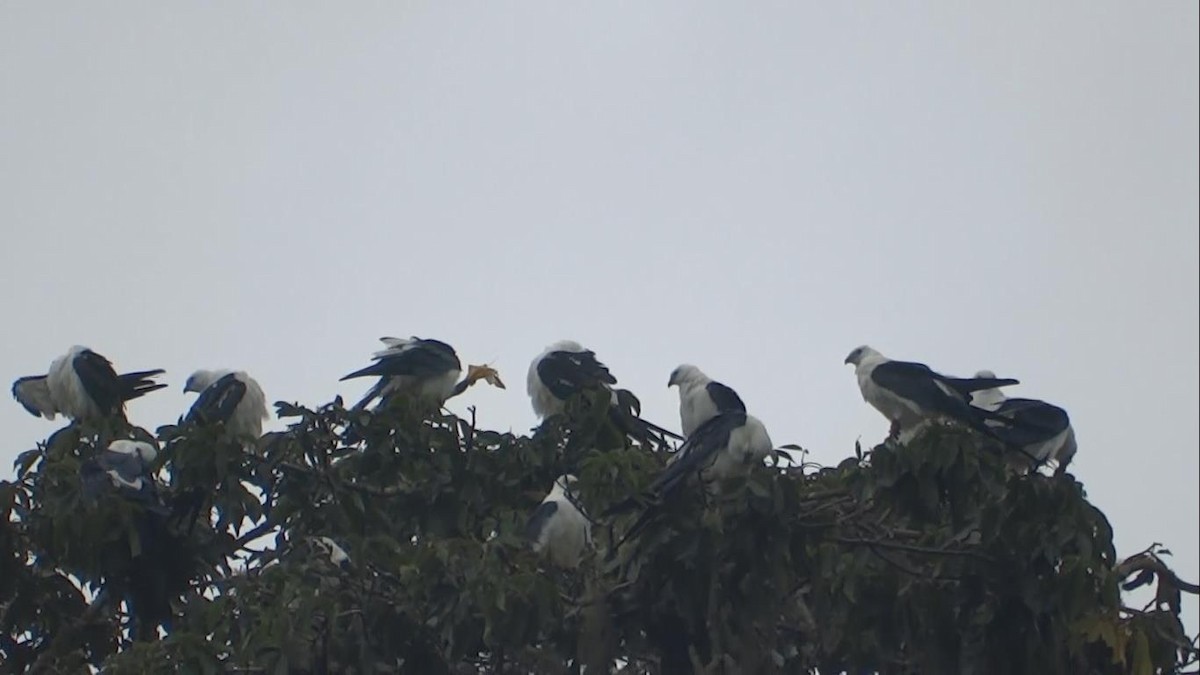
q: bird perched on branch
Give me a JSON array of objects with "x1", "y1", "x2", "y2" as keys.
[
  {"x1": 12, "y1": 346, "x2": 166, "y2": 424},
  {"x1": 967, "y1": 370, "x2": 1077, "y2": 474},
  {"x1": 526, "y1": 474, "x2": 592, "y2": 568},
  {"x1": 668, "y1": 364, "x2": 747, "y2": 438},
  {"x1": 80, "y1": 439, "x2": 183, "y2": 642},
  {"x1": 604, "y1": 411, "x2": 774, "y2": 554},
  {"x1": 844, "y1": 345, "x2": 1019, "y2": 443},
  {"x1": 340, "y1": 336, "x2": 504, "y2": 411},
  {"x1": 527, "y1": 340, "x2": 682, "y2": 450},
  {"x1": 183, "y1": 369, "x2": 269, "y2": 443}
]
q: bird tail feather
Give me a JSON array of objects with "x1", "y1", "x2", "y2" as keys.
[{"x1": 119, "y1": 369, "x2": 168, "y2": 401}]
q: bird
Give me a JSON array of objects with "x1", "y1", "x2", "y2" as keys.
[
  {"x1": 527, "y1": 340, "x2": 682, "y2": 449},
  {"x1": 843, "y1": 345, "x2": 1020, "y2": 443},
  {"x1": 340, "y1": 337, "x2": 504, "y2": 411},
  {"x1": 968, "y1": 370, "x2": 1077, "y2": 474},
  {"x1": 668, "y1": 364, "x2": 747, "y2": 438},
  {"x1": 607, "y1": 411, "x2": 774, "y2": 517},
  {"x1": 80, "y1": 439, "x2": 162, "y2": 502},
  {"x1": 79, "y1": 439, "x2": 181, "y2": 641},
  {"x1": 183, "y1": 369, "x2": 269, "y2": 443},
  {"x1": 525, "y1": 474, "x2": 592, "y2": 568},
  {"x1": 604, "y1": 411, "x2": 774, "y2": 553},
  {"x1": 12, "y1": 346, "x2": 166, "y2": 424}
]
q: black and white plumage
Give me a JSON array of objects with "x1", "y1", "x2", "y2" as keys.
[
  {"x1": 608, "y1": 411, "x2": 774, "y2": 520},
  {"x1": 80, "y1": 439, "x2": 161, "y2": 502},
  {"x1": 340, "y1": 337, "x2": 503, "y2": 411},
  {"x1": 525, "y1": 474, "x2": 592, "y2": 568},
  {"x1": 527, "y1": 340, "x2": 682, "y2": 448},
  {"x1": 80, "y1": 439, "x2": 182, "y2": 641},
  {"x1": 183, "y1": 369, "x2": 269, "y2": 442},
  {"x1": 969, "y1": 370, "x2": 1077, "y2": 473},
  {"x1": 844, "y1": 345, "x2": 1020, "y2": 442},
  {"x1": 604, "y1": 412, "x2": 774, "y2": 553},
  {"x1": 668, "y1": 364, "x2": 747, "y2": 438},
  {"x1": 12, "y1": 346, "x2": 166, "y2": 423}
]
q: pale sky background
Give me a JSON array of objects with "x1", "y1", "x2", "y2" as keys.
[{"x1": 2, "y1": 2, "x2": 1196, "y2": 638}]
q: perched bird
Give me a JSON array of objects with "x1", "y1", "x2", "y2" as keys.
[
  {"x1": 607, "y1": 411, "x2": 774, "y2": 519},
  {"x1": 668, "y1": 364, "x2": 747, "y2": 438},
  {"x1": 526, "y1": 474, "x2": 592, "y2": 568},
  {"x1": 183, "y1": 369, "x2": 269, "y2": 443},
  {"x1": 843, "y1": 345, "x2": 1019, "y2": 442},
  {"x1": 527, "y1": 340, "x2": 682, "y2": 449},
  {"x1": 604, "y1": 412, "x2": 774, "y2": 552},
  {"x1": 80, "y1": 440, "x2": 180, "y2": 641},
  {"x1": 12, "y1": 346, "x2": 166, "y2": 423},
  {"x1": 80, "y1": 439, "x2": 162, "y2": 502},
  {"x1": 968, "y1": 370, "x2": 1078, "y2": 474},
  {"x1": 340, "y1": 337, "x2": 504, "y2": 411}
]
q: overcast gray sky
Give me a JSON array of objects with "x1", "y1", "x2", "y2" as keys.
[{"x1": 2, "y1": 2, "x2": 1196, "y2": 636}]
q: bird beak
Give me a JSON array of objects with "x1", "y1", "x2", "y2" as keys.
[{"x1": 843, "y1": 355, "x2": 854, "y2": 365}]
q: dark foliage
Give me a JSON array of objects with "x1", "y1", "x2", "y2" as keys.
[{"x1": 1, "y1": 387, "x2": 1196, "y2": 674}]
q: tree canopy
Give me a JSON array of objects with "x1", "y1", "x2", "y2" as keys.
[{"x1": 2, "y1": 385, "x2": 1196, "y2": 674}]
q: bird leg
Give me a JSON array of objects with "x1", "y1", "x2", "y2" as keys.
[{"x1": 887, "y1": 419, "x2": 901, "y2": 441}]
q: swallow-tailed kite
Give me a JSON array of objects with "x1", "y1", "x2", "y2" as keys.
[
  {"x1": 668, "y1": 364, "x2": 747, "y2": 438},
  {"x1": 340, "y1": 337, "x2": 504, "y2": 411},
  {"x1": 80, "y1": 439, "x2": 161, "y2": 502},
  {"x1": 607, "y1": 410, "x2": 774, "y2": 518},
  {"x1": 604, "y1": 411, "x2": 774, "y2": 553},
  {"x1": 12, "y1": 346, "x2": 166, "y2": 423},
  {"x1": 80, "y1": 439, "x2": 180, "y2": 640},
  {"x1": 969, "y1": 370, "x2": 1077, "y2": 474},
  {"x1": 183, "y1": 369, "x2": 269, "y2": 442},
  {"x1": 844, "y1": 345, "x2": 1019, "y2": 442},
  {"x1": 527, "y1": 340, "x2": 682, "y2": 449},
  {"x1": 526, "y1": 474, "x2": 592, "y2": 568}
]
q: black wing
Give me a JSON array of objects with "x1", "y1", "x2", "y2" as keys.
[
  {"x1": 186, "y1": 373, "x2": 247, "y2": 425},
  {"x1": 706, "y1": 381, "x2": 746, "y2": 413},
  {"x1": 869, "y1": 360, "x2": 951, "y2": 406},
  {"x1": 609, "y1": 388, "x2": 684, "y2": 447},
  {"x1": 536, "y1": 349, "x2": 618, "y2": 400},
  {"x1": 941, "y1": 375, "x2": 1021, "y2": 396},
  {"x1": 341, "y1": 338, "x2": 461, "y2": 381},
  {"x1": 603, "y1": 412, "x2": 747, "y2": 553},
  {"x1": 872, "y1": 361, "x2": 1014, "y2": 434},
  {"x1": 525, "y1": 501, "x2": 559, "y2": 542},
  {"x1": 72, "y1": 350, "x2": 126, "y2": 415},
  {"x1": 991, "y1": 398, "x2": 1071, "y2": 445},
  {"x1": 649, "y1": 412, "x2": 745, "y2": 497}
]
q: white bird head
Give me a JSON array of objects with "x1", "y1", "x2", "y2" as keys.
[
  {"x1": 970, "y1": 370, "x2": 1009, "y2": 411},
  {"x1": 844, "y1": 345, "x2": 882, "y2": 367},
  {"x1": 542, "y1": 339, "x2": 585, "y2": 355},
  {"x1": 668, "y1": 364, "x2": 710, "y2": 388},
  {"x1": 183, "y1": 369, "x2": 229, "y2": 394},
  {"x1": 108, "y1": 439, "x2": 158, "y2": 464}
]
